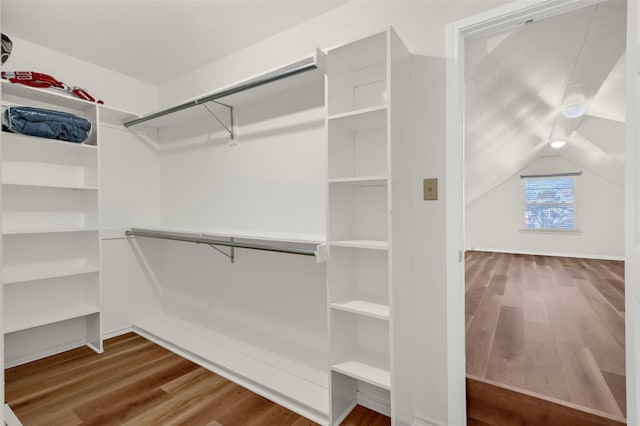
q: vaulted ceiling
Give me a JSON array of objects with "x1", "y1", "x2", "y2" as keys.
[{"x1": 465, "y1": 0, "x2": 626, "y2": 205}]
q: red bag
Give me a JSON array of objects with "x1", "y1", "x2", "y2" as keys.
[{"x1": 2, "y1": 71, "x2": 103, "y2": 104}]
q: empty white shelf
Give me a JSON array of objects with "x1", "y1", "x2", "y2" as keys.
[
  {"x1": 2, "y1": 182, "x2": 98, "y2": 191},
  {"x1": 3, "y1": 227, "x2": 99, "y2": 235},
  {"x1": 331, "y1": 347, "x2": 391, "y2": 390},
  {"x1": 329, "y1": 240, "x2": 388, "y2": 250},
  {"x1": 327, "y1": 105, "x2": 387, "y2": 132},
  {"x1": 4, "y1": 303, "x2": 99, "y2": 334},
  {"x1": 331, "y1": 298, "x2": 389, "y2": 320},
  {"x1": 3, "y1": 264, "x2": 99, "y2": 284},
  {"x1": 328, "y1": 176, "x2": 388, "y2": 185}
]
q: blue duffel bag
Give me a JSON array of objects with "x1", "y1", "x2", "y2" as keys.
[{"x1": 2, "y1": 106, "x2": 92, "y2": 143}]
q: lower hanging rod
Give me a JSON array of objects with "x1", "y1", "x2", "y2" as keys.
[{"x1": 125, "y1": 229, "x2": 316, "y2": 257}]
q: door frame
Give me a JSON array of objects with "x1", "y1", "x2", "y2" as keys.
[{"x1": 444, "y1": 0, "x2": 631, "y2": 424}]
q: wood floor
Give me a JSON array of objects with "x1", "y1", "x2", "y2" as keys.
[
  {"x1": 5, "y1": 333, "x2": 390, "y2": 426},
  {"x1": 465, "y1": 251, "x2": 626, "y2": 420}
]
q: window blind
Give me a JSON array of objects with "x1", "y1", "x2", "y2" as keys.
[{"x1": 523, "y1": 177, "x2": 576, "y2": 230}]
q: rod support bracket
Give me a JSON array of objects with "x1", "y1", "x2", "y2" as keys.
[{"x1": 202, "y1": 101, "x2": 235, "y2": 142}]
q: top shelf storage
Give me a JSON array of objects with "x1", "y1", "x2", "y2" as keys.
[
  {"x1": 124, "y1": 52, "x2": 325, "y2": 130},
  {"x1": 326, "y1": 31, "x2": 388, "y2": 115}
]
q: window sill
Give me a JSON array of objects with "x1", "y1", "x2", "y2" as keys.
[{"x1": 519, "y1": 228, "x2": 583, "y2": 236}]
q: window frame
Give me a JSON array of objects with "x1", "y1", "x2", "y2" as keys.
[{"x1": 520, "y1": 172, "x2": 582, "y2": 234}]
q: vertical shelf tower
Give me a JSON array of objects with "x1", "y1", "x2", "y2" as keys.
[
  {"x1": 1, "y1": 82, "x2": 104, "y2": 366},
  {"x1": 326, "y1": 28, "x2": 412, "y2": 424}
]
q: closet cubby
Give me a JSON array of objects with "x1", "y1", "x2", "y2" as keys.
[
  {"x1": 327, "y1": 106, "x2": 387, "y2": 179},
  {"x1": 326, "y1": 27, "x2": 410, "y2": 424},
  {"x1": 328, "y1": 181, "x2": 388, "y2": 243},
  {"x1": 328, "y1": 246, "x2": 389, "y2": 320},
  {"x1": 1, "y1": 80, "x2": 105, "y2": 366},
  {"x1": 326, "y1": 31, "x2": 387, "y2": 115},
  {"x1": 2, "y1": 133, "x2": 98, "y2": 188},
  {"x1": 330, "y1": 309, "x2": 390, "y2": 390}
]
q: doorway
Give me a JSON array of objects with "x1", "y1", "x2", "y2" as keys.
[{"x1": 446, "y1": 0, "x2": 634, "y2": 424}]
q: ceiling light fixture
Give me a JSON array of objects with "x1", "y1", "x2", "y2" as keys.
[
  {"x1": 550, "y1": 140, "x2": 566, "y2": 149},
  {"x1": 562, "y1": 103, "x2": 586, "y2": 118}
]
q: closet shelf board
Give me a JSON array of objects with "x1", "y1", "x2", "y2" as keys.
[
  {"x1": 133, "y1": 313, "x2": 329, "y2": 422},
  {"x1": 328, "y1": 176, "x2": 388, "y2": 186},
  {"x1": 129, "y1": 225, "x2": 325, "y2": 245},
  {"x1": 331, "y1": 346, "x2": 391, "y2": 390},
  {"x1": 329, "y1": 240, "x2": 388, "y2": 250},
  {"x1": 2, "y1": 182, "x2": 98, "y2": 191},
  {"x1": 327, "y1": 105, "x2": 387, "y2": 132},
  {"x1": 3, "y1": 264, "x2": 99, "y2": 285},
  {"x1": 124, "y1": 53, "x2": 323, "y2": 129},
  {"x1": 2, "y1": 227, "x2": 99, "y2": 235},
  {"x1": 2, "y1": 79, "x2": 97, "y2": 112},
  {"x1": 331, "y1": 299, "x2": 390, "y2": 320},
  {"x1": 4, "y1": 303, "x2": 99, "y2": 334},
  {"x1": 1, "y1": 131, "x2": 98, "y2": 151}
]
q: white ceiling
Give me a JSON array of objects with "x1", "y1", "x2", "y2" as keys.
[
  {"x1": 1, "y1": 0, "x2": 349, "y2": 85},
  {"x1": 465, "y1": 0, "x2": 626, "y2": 205}
]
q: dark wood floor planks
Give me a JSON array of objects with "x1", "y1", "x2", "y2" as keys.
[
  {"x1": 465, "y1": 251, "x2": 626, "y2": 419},
  {"x1": 5, "y1": 333, "x2": 389, "y2": 426}
]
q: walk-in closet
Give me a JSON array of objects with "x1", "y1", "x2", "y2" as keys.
[{"x1": 1, "y1": 1, "x2": 639, "y2": 425}]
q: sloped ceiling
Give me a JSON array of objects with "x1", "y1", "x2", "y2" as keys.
[{"x1": 465, "y1": 0, "x2": 626, "y2": 205}]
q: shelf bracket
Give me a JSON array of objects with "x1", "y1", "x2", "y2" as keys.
[
  {"x1": 206, "y1": 236, "x2": 235, "y2": 263},
  {"x1": 202, "y1": 100, "x2": 235, "y2": 141}
]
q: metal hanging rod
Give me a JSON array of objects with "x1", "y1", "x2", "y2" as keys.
[
  {"x1": 125, "y1": 229, "x2": 317, "y2": 260},
  {"x1": 123, "y1": 61, "x2": 318, "y2": 129}
]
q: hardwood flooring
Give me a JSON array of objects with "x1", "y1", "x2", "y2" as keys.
[
  {"x1": 5, "y1": 333, "x2": 389, "y2": 426},
  {"x1": 465, "y1": 251, "x2": 626, "y2": 419}
]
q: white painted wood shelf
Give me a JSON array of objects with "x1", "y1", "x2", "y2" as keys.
[
  {"x1": 2, "y1": 227, "x2": 99, "y2": 235},
  {"x1": 2, "y1": 182, "x2": 99, "y2": 191},
  {"x1": 328, "y1": 176, "x2": 388, "y2": 185},
  {"x1": 4, "y1": 303, "x2": 99, "y2": 334},
  {"x1": 331, "y1": 298, "x2": 390, "y2": 320},
  {"x1": 328, "y1": 240, "x2": 388, "y2": 250},
  {"x1": 2, "y1": 79, "x2": 105, "y2": 366},
  {"x1": 331, "y1": 346, "x2": 391, "y2": 390},
  {"x1": 3, "y1": 264, "x2": 99, "y2": 285},
  {"x1": 133, "y1": 313, "x2": 329, "y2": 424},
  {"x1": 327, "y1": 105, "x2": 387, "y2": 131}
]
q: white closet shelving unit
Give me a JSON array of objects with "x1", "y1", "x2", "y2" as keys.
[
  {"x1": 325, "y1": 28, "x2": 411, "y2": 425},
  {"x1": 0, "y1": 80, "x2": 136, "y2": 367}
]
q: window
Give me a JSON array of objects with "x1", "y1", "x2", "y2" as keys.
[{"x1": 523, "y1": 175, "x2": 578, "y2": 231}]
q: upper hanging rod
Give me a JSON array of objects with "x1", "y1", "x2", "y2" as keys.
[
  {"x1": 125, "y1": 229, "x2": 317, "y2": 257},
  {"x1": 123, "y1": 61, "x2": 318, "y2": 128}
]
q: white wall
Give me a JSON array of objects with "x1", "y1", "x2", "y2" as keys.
[
  {"x1": 157, "y1": 2, "x2": 509, "y2": 424},
  {"x1": 466, "y1": 156, "x2": 625, "y2": 259}
]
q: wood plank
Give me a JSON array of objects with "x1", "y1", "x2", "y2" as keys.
[
  {"x1": 556, "y1": 342, "x2": 622, "y2": 417},
  {"x1": 467, "y1": 376, "x2": 626, "y2": 426},
  {"x1": 8, "y1": 332, "x2": 391, "y2": 426},
  {"x1": 466, "y1": 252, "x2": 626, "y2": 420}
]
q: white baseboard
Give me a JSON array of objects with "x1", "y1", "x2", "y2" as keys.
[
  {"x1": 357, "y1": 389, "x2": 391, "y2": 417},
  {"x1": 4, "y1": 338, "x2": 87, "y2": 368},
  {"x1": 413, "y1": 415, "x2": 443, "y2": 426},
  {"x1": 466, "y1": 247, "x2": 624, "y2": 261},
  {"x1": 5, "y1": 404, "x2": 22, "y2": 426},
  {"x1": 102, "y1": 325, "x2": 133, "y2": 340}
]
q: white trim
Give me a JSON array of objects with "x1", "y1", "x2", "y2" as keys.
[
  {"x1": 102, "y1": 325, "x2": 134, "y2": 340},
  {"x1": 445, "y1": 1, "x2": 613, "y2": 425},
  {"x1": 466, "y1": 247, "x2": 624, "y2": 262},
  {"x1": 4, "y1": 404, "x2": 22, "y2": 426},
  {"x1": 357, "y1": 389, "x2": 391, "y2": 417},
  {"x1": 413, "y1": 414, "x2": 444, "y2": 426}
]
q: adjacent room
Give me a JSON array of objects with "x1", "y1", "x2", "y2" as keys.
[{"x1": 464, "y1": 0, "x2": 627, "y2": 421}]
